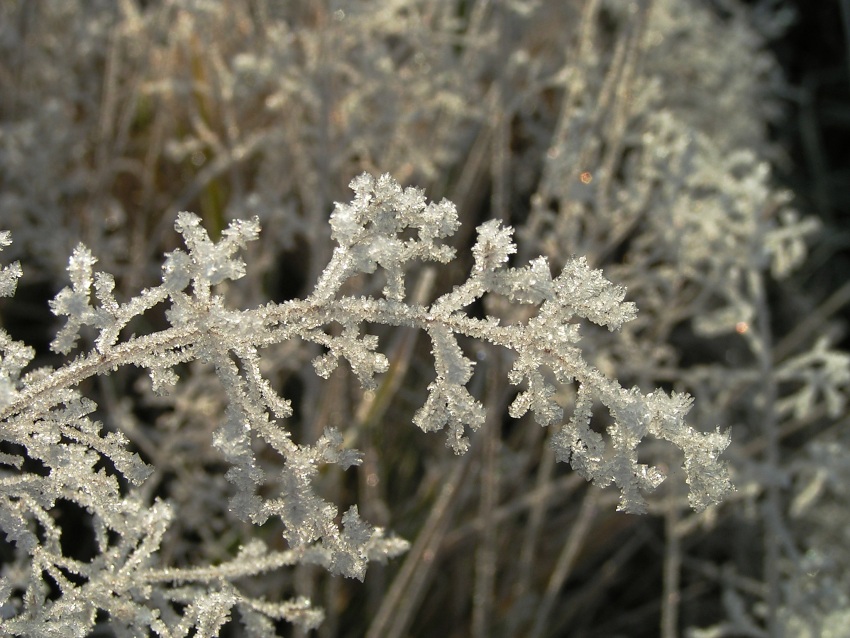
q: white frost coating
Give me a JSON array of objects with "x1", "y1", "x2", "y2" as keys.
[{"x1": 0, "y1": 174, "x2": 733, "y2": 635}]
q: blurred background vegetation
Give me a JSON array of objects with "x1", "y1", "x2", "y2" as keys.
[{"x1": 2, "y1": 1, "x2": 850, "y2": 636}]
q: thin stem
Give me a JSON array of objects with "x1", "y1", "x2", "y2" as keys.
[
  {"x1": 748, "y1": 269, "x2": 783, "y2": 637},
  {"x1": 529, "y1": 487, "x2": 599, "y2": 638},
  {"x1": 472, "y1": 359, "x2": 503, "y2": 638},
  {"x1": 661, "y1": 488, "x2": 682, "y2": 638},
  {"x1": 366, "y1": 452, "x2": 473, "y2": 638}
]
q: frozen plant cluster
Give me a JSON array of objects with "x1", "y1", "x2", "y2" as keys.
[
  {"x1": 2, "y1": 0, "x2": 850, "y2": 636},
  {"x1": 0, "y1": 173, "x2": 731, "y2": 635}
]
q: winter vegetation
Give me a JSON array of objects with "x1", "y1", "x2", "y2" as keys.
[{"x1": 0, "y1": 1, "x2": 848, "y2": 636}]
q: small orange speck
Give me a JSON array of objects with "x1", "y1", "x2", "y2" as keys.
[
  {"x1": 735, "y1": 322, "x2": 749, "y2": 334},
  {"x1": 580, "y1": 171, "x2": 593, "y2": 184}
]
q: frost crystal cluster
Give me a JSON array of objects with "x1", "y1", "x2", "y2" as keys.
[{"x1": 0, "y1": 174, "x2": 730, "y2": 634}]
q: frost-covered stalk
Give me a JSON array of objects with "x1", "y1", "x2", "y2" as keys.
[{"x1": 0, "y1": 174, "x2": 731, "y2": 635}]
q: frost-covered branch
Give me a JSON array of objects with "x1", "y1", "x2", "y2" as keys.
[{"x1": 0, "y1": 174, "x2": 731, "y2": 635}]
